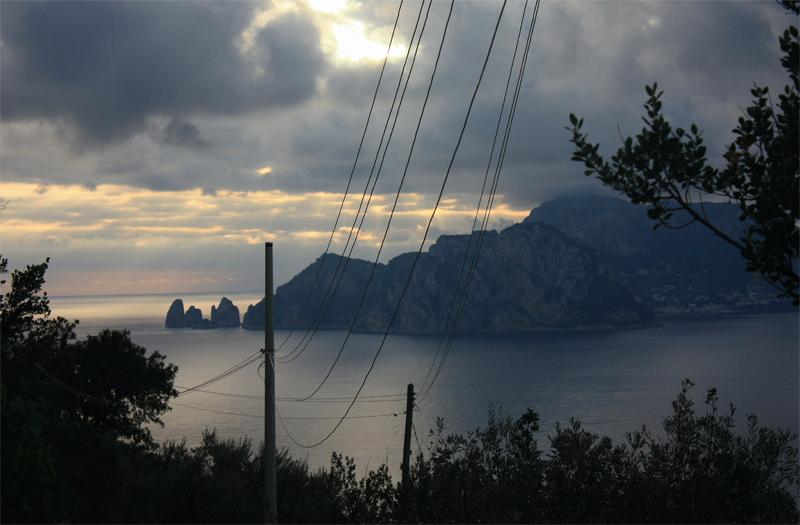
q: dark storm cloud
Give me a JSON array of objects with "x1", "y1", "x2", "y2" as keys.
[
  {"x1": 0, "y1": 0, "x2": 325, "y2": 145},
  {"x1": 285, "y1": 0, "x2": 789, "y2": 208},
  {"x1": 161, "y1": 117, "x2": 208, "y2": 150},
  {"x1": 0, "y1": 0, "x2": 790, "y2": 205}
]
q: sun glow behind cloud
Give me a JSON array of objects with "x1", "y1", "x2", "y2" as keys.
[
  {"x1": 307, "y1": 0, "x2": 407, "y2": 63},
  {"x1": 239, "y1": 0, "x2": 407, "y2": 65},
  {"x1": 329, "y1": 19, "x2": 407, "y2": 62}
]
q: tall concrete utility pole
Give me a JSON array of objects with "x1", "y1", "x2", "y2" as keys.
[{"x1": 264, "y1": 242, "x2": 277, "y2": 524}]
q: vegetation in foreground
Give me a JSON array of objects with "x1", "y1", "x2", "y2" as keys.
[{"x1": 1, "y1": 256, "x2": 798, "y2": 523}]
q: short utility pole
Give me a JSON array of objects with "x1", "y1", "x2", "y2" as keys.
[
  {"x1": 264, "y1": 242, "x2": 277, "y2": 524},
  {"x1": 401, "y1": 383, "x2": 415, "y2": 487}
]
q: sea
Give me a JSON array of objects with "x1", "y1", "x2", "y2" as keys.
[{"x1": 50, "y1": 291, "x2": 799, "y2": 477}]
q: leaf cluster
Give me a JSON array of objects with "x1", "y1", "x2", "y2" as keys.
[
  {"x1": 403, "y1": 382, "x2": 798, "y2": 523},
  {"x1": 1, "y1": 256, "x2": 178, "y2": 447},
  {"x1": 568, "y1": 15, "x2": 799, "y2": 303}
]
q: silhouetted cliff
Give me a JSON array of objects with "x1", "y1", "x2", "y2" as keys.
[{"x1": 244, "y1": 221, "x2": 652, "y2": 333}]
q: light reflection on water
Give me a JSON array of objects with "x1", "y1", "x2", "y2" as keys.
[{"x1": 51, "y1": 294, "x2": 799, "y2": 477}]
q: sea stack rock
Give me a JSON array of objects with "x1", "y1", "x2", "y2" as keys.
[
  {"x1": 242, "y1": 298, "x2": 265, "y2": 330},
  {"x1": 165, "y1": 299, "x2": 187, "y2": 328},
  {"x1": 185, "y1": 306, "x2": 203, "y2": 328},
  {"x1": 211, "y1": 297, "x2": 241, "y2": 328}
]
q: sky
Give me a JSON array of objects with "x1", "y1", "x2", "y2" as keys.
[{"x1": 0, "y1": 0, "x2": 793, "y2": 295}]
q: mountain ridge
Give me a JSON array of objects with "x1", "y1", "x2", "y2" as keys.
[
  {"x1": 234, "y1": 193, "x2": 786, "y2": 333},
  {"x1": 242, "y1": 217, "x2": 654, "y2": 333}
]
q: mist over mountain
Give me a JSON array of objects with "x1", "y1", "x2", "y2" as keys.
[
  {"x1": 524, "y1": 194, "x2": 745, "y2": 274},
  {"x1": 525, "y1": 194, "x2": 780, "y2": 314}
]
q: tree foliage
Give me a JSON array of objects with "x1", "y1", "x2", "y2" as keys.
[
  {"x1": 0, "y1": 256, "x2": 178, "y2": 446},
  {"x1": 406, "y1": 383, "x2": 798, "y2": 523},
  {"x1": 1, "y1": 255, "x2": 178, "y2": 521},
  {"x1": 8, "y1": 381, "x2": 790, "y2": 524},
  {"x1": 568, "y1": 5, "x2": 799, "y2": 303}
]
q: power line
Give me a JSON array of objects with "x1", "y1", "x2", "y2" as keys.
[
  {"x1": 284, "y1": 0, "x2": 439, "y2": 397},
  {"x1": 412, "y1": 421, "x2": 422, "y2": 452},
  {"x1": 282, "y1": 411, "x2": 404, "y2": 421},
  {"x1": 307, "y1": 0, "x2": 508, "y2": 439},
  {"x1": 180, "y1": 389, "x2": 405, "y2": 403},
  {"x1": 171, "y1": 400, "x2": 264, "y2": 418},
  {"x1": 170, "y1": 400, "x2": 403, "y2": 421},
  {"x1": 269, "y1": 352, "x2": 406, "y2": 437},
  {"x1": 426, "y1": 0, "x2": 541, "y2": 399},
  {"x1": 277, "y1": 0, "x2": 511, "y2": 448},
  {"x1": 419, "y1": 0, "x2": 532, "y2": 397},
  {"x1": 34, "y1": 361, "x2": 403, "y2": 426},
  {"x1": 176, "y1": 353, "x2": 262, "y2": 395},
  {"x1": 325, "y1": 0, "x2": 508, "y2": 437},
  {"x1": 178, "y1": 389, "x2": 264, "y2": 400},
  {"x1": 74, "y1": 347, "x2": 254, "y2": 399},
  {"x1": 277, "y1": 0, "x2": 427, "y2": 362},
  {"x1": 69, "y1": 346, "x2": 405, "y2": 402},
  {"x1": 422, "y1": 2, "x2": 539, "y2": 402},
  {"x1": 261, "y1": 357, "x2": 407, "y2": 402},
  {"x1": 34, "y1": 361, "x2": 121, "y2": 406},
  {"x1": 278, "y1": 0, "x2": 430, "y2": 364},
  {"x1": 42, "y1": 349, "x2": 259, "y2": 402},
  {"x1": 421, "y1": 0, "x2": 530, "y2": 395},
  {"x1": 273, "y1": 402, "x2": 405, "y2": 450},
  {"x1": 420, "y1": 0, "x2": 541, "y2": 403},
  {"x1": 176, "y1": 352, "x2": 263, "y2": 397},
  {"x1": 278, "y1": 394, "x2": 405, "y2": 402},
  {"x1": 273, "y1": 0, "x2": 405, "y2": 353}
]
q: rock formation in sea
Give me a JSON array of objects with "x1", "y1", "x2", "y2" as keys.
[
  {"x1": 211, "y1": 297, "x2": 241, "y2": 327},
  {"x1": 165, "y1": 299, "x2": 187, "y2": 328},
  {"x1": 185, "y1": 305, "x2": 203, "y2": 328},
  {"x1": 166, "y1": 298, "x2": 247, "y2": 329}
]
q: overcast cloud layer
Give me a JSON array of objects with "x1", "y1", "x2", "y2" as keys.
[{"x1": 0, "y1": 0, "x2": 793, "y2": 294}]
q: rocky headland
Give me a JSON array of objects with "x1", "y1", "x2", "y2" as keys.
[
  {"x1": 242, "y1": 221, "x2": 654, "y2": 333},
  {"x1": 165, "y1": 297, "x2": 240, "y2": 329},
  {"x1": 180, "y1": 194, "x2": 790, "y2": 334}
]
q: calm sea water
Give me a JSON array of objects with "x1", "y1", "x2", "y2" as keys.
[{"x1": 50, "y1": 292, "x2": 799, "y2": 476}]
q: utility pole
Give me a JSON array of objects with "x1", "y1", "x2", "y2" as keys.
[
  {"x1": 401, "y1": 383, "x2": 414, "y2": 487},
  {"x1": 264, "y1": 242, "x2": 277, "y2": 524},
  {"x1": 400, "y1": 383, "x2": 415, "y2": 521}
]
